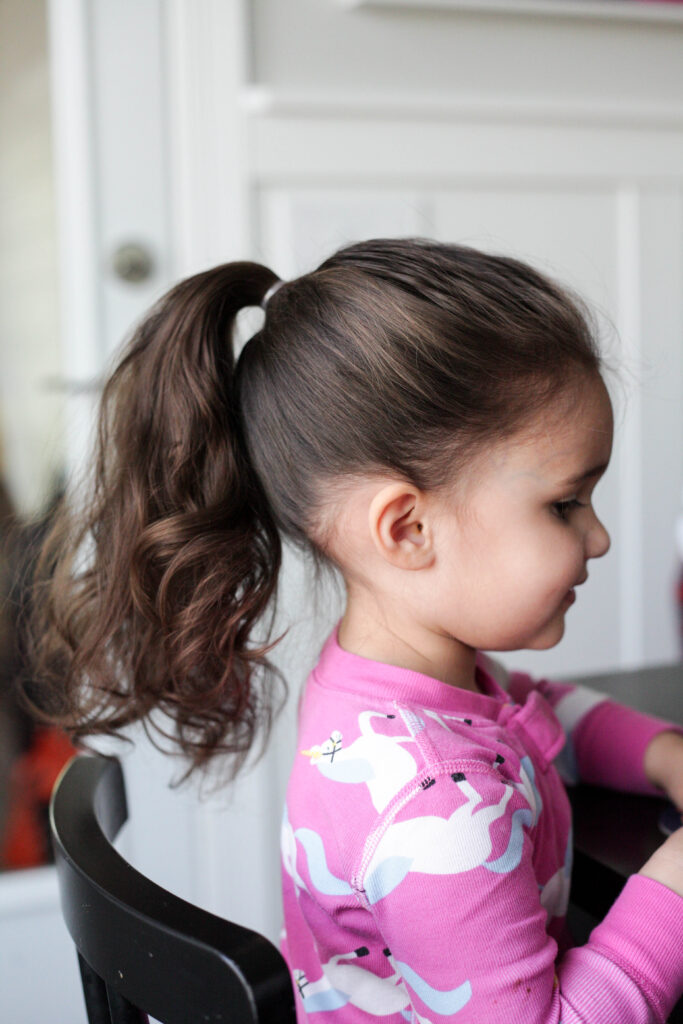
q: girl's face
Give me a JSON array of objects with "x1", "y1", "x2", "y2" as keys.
[{"x1": 429, "y1": 373, "x2": 613, "y2": 653}]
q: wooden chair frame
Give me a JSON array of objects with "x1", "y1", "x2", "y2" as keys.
[{"x1": 49, "y1": 754, "x2": 296, "y2": 1024}]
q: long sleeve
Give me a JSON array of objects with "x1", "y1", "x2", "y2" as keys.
[
  {"x1": 563, "y1": 875, "x2": 683, "y2": 1021},
  {"x1": 479, "y1": 654, "x2": 683, "y2": 792},
  {"x1": 356, "y1": 767, "x2": 683, "y2": 1023}
]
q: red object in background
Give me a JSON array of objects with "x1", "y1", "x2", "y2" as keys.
[{"x1": 1, "y1": 727, "x2": 76, "y2": 870}]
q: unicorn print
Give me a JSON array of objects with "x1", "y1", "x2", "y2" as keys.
[
  {"x1": 281, "y1": 806, "x2": 353, "y2": 897},
  {"x1": 422, "y1": 709, "x2": 476, "y2": 731},
  {"x1": 485, "y1": 756, "x2": 543, "y2": 874},
  {"x1": 301, "y1": 710, "x2": 419, "y2": 812},
  {"x1": 281, "y1": 805, "x2": 308, "y2": 894},
  {"x1": 294, "y1": 947, "x2": 471, "y2": 1018},
  {"x1": 364, "y1": 771, "x2": 533, "y2": 904},
  {"x1": 515, "y1": 756, "x2": 542, "y2": 826},
  {"x1": 389, "y1": 952, "x2": 472, "y2": 1019},
  {"x1": 294, "y1": 948, "x2": 410, "y2": 1016}
]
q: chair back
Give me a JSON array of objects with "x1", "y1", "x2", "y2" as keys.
[{"x1": 49, "y1": 754, "x2": 296, "y2": 1024}]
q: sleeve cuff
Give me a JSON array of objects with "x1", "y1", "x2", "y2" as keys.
[{"x1": 587, "y1": 873, "x2": 683, "y2": 1019}]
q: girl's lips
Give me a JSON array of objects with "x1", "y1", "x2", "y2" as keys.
[{"x1": 564, "y1": 574, "x2": 587, "y2": 607}]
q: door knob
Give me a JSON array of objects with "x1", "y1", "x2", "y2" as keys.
[{"x1": 110, "y1": 242, "x2": 155, "y2": 284}]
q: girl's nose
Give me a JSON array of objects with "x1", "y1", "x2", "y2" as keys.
[{"x1": 587, "y1": 513, "x2": 610, "y2": 560}]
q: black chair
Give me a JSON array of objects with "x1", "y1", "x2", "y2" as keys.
[{"x1": 49, "y1": 753, "x2": 296, "y2": 1024}]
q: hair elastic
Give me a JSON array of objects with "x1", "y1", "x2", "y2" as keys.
[{"x1": 261, "y1": 280, "x2": 285, "y2": 310}]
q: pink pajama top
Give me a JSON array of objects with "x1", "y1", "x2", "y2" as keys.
[{"x1": 281, "y1": 625, "x2": 683, "y2": 1022}]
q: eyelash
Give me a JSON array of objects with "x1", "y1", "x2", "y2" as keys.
[{"x1": 552, "y1": 498, "x2": 587, "y2": 522}]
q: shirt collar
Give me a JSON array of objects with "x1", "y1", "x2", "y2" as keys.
[{"x1": 312, "y1": 622, "x2": 565, "y2": 769}]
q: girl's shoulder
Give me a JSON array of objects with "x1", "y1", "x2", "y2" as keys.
[
  {"x1": 291, "y1": 673, "x2": 532, "y2": 819},
  {"x1": 283, "y1": 685, "x2": 544, "y2": 902}
]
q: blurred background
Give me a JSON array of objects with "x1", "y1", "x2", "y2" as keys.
[{"x1": 1, "y1": 0, "x2": 683, "y2": 1019}]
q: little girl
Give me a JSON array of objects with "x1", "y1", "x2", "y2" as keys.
[{"x1": 34, "y1": 238, "x2": 683, "y2": 1022}]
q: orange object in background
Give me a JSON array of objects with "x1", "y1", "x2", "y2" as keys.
[{"x1": 1, "y1": 727, "x2": 76, "y2": 870}]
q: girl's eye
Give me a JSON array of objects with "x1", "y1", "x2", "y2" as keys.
[{"x1": 552, "y1": 498, "x2": 586, "y2": 522}]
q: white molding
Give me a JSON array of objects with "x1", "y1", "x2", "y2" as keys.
[
  {"x1": 249, "y1": 118, "x2": 683, "y2": 186},
  {"x1": 46, "y1": 0, "x2": 103, "y2": 488},
  {"x1": 242, "y1": 86, "x2": 683, "y2": 131},
  {"x1": 46, "y1": 0, "x2": 101, "y2": 378},
  {"x1": 616, "y1": 184, "x2": 644, "y2": 667},
  {"x1": 338, "y1": 0, "x2": 683, "y2": 22},
  {"x1": 165, "y1": 0, "x2": 252, "y2": 276}
]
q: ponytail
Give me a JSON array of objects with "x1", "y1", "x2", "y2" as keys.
[{"x1": 30, "y1": 263, "x2": 284, "y2": 777}]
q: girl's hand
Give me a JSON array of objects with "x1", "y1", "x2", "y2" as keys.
[
  {"x1": 639, "y1": 827, "x2": 683, "y2": 899},
  {"x1": 638, "y1": 731, "x2": 683, "y2": 897},
  {"x1": 643, "y1": 730, "x2": 683, "y2": 816}
]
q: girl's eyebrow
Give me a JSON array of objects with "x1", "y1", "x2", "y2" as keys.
[{"x1": 559, "y1": 462, "x2": 609, "y2": 488}]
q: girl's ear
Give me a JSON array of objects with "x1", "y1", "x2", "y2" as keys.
[{"x1": 368, "y1": 483, "x2": 435, "y2": 569}]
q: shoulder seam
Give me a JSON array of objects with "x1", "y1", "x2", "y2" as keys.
[{"x1": 351, "y1": 758, "x2": 508, "y2": 905}]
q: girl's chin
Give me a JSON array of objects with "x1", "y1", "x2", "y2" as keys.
[
  {"x1": 481, "y1": 602, "x2": 573, "y2": 651},
  {"x1": 526, "y1": 616, "x2": 569, "y2": 651}
]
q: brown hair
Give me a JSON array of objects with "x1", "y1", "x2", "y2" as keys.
[{"x1": 30, "y1": 238, "x2": 602, "y2": 776}]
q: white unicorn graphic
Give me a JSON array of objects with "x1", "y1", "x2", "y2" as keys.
[
  {"x1": 281, "y1": 805, "x2": 353, "y2": 898},
  {"x1": 301, "y1": 710, "x2": 419, "y2": 812},
  {"x1": 363, "y1": 764, "x2": 539, "y2": 903},
  {"x1": 294, "y1": 946, "x2": 471, "y2": 1018}
]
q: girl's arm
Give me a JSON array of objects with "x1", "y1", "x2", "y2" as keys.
[
  {"x1": 642, "y1": 729, "x2": 683, "y2": 815},
  {"x1": 479, "y1": 653, "x2": 683, "y2": 798},
  {"x1": 359, "y1": 765, "x2": 683, "y2": 1023}
]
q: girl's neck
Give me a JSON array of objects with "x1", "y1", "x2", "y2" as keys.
[{"x1": 337, "y1": 603, "x2": 480, "y2": 693}]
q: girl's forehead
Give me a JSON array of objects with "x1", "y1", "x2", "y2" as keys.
[
  {"x1": 430, "y1": 377, "x2": 613, "y2": 508},
  {"x1": 502, "y1": 376, "x2": 614, "y2": 481}
]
